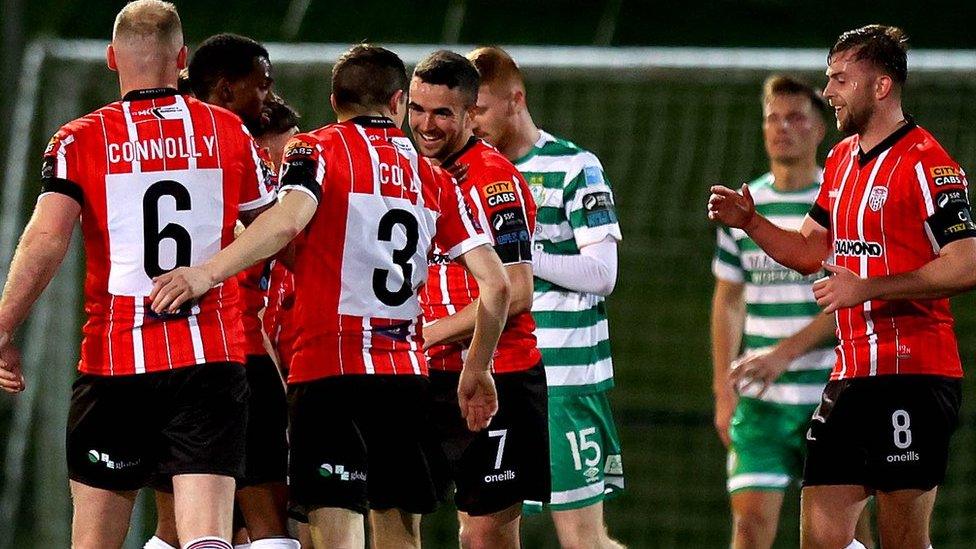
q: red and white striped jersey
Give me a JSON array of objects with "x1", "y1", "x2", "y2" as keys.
[
  {"x1": 420, "y1": 137, "x2": 542, "y2": 373},
  {"x1": 237, "y1": 149, "x2": 279, "y2": 358},
  {"x1": 809, "y1": 120, "x2": 972, "y2": 379},
  {"x1": 39, "y1": 87, "x2": 276, "y2": 376},
  {"x1": 262, "y1": 260, "x2": 296, "y2": 369},
  {"x1": 277, "y1": 116, "x2": 488, "y2": 383}
]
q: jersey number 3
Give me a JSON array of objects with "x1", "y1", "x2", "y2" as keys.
[{"x1": 373, "y1": 209, "x2": 419, "y2": 307}]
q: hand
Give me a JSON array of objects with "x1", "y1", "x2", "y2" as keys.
[
  {"x1": 457, "y1": 366, "x2": 498, "y2": 432},
  {"x1": 149, "y1": 267, "x2": 214, "y2": 314},
  {"x1": 713, "y1": 383, "x2": 737, "y2": 448},
  {"x1": 444, "y1": 162, "x2": 469, "y2": 184},
  {"x1": 0, "y1": 331, "x2": 24, "y2": 394},
  {"x1": 707, "y1": 184, "x2": 757, "y2": 229},
  {"x1": 730, "y1": 349, "x2": 790, "y2": 398},
  {"x1": 813, "y1": 263, "x2": 869, "y2": 313}
]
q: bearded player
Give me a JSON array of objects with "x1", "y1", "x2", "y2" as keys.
[{"x1": 709, "y1": 25, "x2": 975, "y2": 548}]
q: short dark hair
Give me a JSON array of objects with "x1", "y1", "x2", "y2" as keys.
[
  {"x1": 413, "y1": 50, "x2": 480, "y2": 107},
  {"x1": 762, "y1": 74, "x2": 829, "y2": 117},
  {"x1": 332, "y1": 44, "x2": 408, "y2": 113},
  {"x1": 254, "y1": 94, "x2": 300, "y2": 138},
  {"x1": 829, "y1": 24, "x2": 908, "y2": 85},
  {"x1": 188, "y1": 33, "x2": 269, "y2": 98}
]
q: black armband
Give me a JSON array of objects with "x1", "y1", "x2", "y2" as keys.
[
  {"x1": 40, "y1": 176, "x2": 83, "y2": 206},
  {"x1": 278, "y1": 158, "x2": 321, "y2": 203},
  {"x1": 490, "y1": 207, "x2": 532, "y2": 264},
  {"x1": 927, "y1": 190, "x2": 976, "y2": 248},
  {"x1": 808, "y1": 203, "x2": 830, "y2": 230}
]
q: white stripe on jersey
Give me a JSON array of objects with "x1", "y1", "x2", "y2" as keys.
[
  {"x1": 55, "y1": 135, "x2": 75, "y2": 179},
  {"x1": 121, "y1": 102, "x2": 142, "y2": 173},
  {"x1": 362, "y1": 317, "x2": 375, "y2": 374},
  {"x1": 132, "y1": 301, "x2": 146, "y2": 374},
  {"x1": 407, "y1": 322, "x2": 422, "y2": 375},
  {"x1": 832, "y1": 150, "x2": 856, "y2": 378},
  {"x1": 188, "y1": 304, "x2": 206, "y2": 365},
  {"x1": 107, "y1": 295, "x2": 116, "y2": 375},
  {"x1": 172, "y1": 95, "x2": 197, "y2": 170},
  {"x1": 354, "y1": 124, "x2": 382, "y2": 195},
  {"x1": 914, "y1": 162, "x2": 936, "y2": 217},
  {"x1": 857, "y1": 149, "x2": 889, "y2": 376}
]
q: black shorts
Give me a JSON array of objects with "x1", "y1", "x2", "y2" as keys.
[
  {"x1": 241, "y1": 354, "x2": 288, "y2": 486},
  {"x1": 803, "y1": 374, "x2": 962, "y2": 492},
  {"x1": 288, "y1": 374, "x2": 440, "y2": 518},
  {"x1": 67, "y1": 362, "x2": 249, "y2": 491},
  {"x1": 429, "y1": 362, "x2": 551, "y2": 516}
]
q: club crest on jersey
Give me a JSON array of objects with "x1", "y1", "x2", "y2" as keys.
[
  {"x1": 869, "y1": 187, "x2": 888, "y2": 212},
  {"x1": 930, "y1": 166, "x2": 963, "y2": 186}
]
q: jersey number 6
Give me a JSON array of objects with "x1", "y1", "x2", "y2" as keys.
[{"x1": 143, "y1": 180, "x2": 192, "y2": 278}]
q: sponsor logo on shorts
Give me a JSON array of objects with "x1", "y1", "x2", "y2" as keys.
[
  {"x1": 886, "y1": 450, "x2": 920, "y2": 463},
  {"x1": 484, "y1": 469, "x2": 516, "y2": 483},
  {"x1": 318, "y1": 463, "x2": 366, "y2": 482},
  {"x1": 584, "y1": 466, "x2": 600, "y2": 483},
  {"x1": 834, "y1": 239, "x2": 883, "y2": 257},
  {"x1": 604, "y1": 454, "x2": 623, "y2": 476},
  {"x1": 87, "y1": 449, "x2": 140, "y2": 470}
]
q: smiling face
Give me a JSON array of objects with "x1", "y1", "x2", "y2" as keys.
[
  {"x1": 407, "y1": 76, "x2": 472, "y2": 162},
  {"x1": 762, "y1": 93, "x2": 824, "y2": 165},
  {"x1": 823, "y1": 49, "x2": 879, "y2": 136}
]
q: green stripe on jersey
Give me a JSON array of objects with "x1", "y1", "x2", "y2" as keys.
[
  {"x1": 714, "y1": 171, "x2": 835, "y2": 404},
  {"x1": 519, "y1": 130, "x2": 621, "y2": 394}
]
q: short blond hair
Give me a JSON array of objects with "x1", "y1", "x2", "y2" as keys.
[
  {"x1": 112, "y1": 0, "x2": 182, "y2": 48},
  {"x1": 467, "y1": 46, "x2": 524, "y2": 90}
]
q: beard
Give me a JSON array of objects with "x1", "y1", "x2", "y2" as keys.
[{"x1": 837, "y1": 101, "x2": 875, "y2": 137}]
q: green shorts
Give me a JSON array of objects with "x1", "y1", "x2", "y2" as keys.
[
  {"x1": 727, "y1": 397, "x2": 816, "y2": 494},
  {"x1": 525, "y1": 391, "x2": 624, "y2": 512}
]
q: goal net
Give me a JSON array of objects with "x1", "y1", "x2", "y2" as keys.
[{"x1": 2, "y1": 39, "x2": 975, "y2": 548}]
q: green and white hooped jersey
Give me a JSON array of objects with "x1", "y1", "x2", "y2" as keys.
[
  {"x1": 712, "y1": 172, "x2": 834, "y2": 406},
  {"x1": 516, "y1": 130, "x2": 623, "y2": 396}
]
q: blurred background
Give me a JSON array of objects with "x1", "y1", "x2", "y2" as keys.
[{"x1": 1, "y1": 1, "x2": 976, "y2": 547}]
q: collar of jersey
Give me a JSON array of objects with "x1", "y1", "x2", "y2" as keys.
[
  {"x1": 349, "y1": 115, "x2": 396, "y2": 128},
  {"x1": 442, "y1": 135, "x2": 480, "y2": 168},
  {"x1": 857, "y1": 115, "x2": 917, "y2": 166},
  {"x1": 122, "y1": 87, "x2": 179, "y2": 102}
]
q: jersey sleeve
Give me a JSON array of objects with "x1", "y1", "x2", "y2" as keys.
[
  {"x1": 808, "y1": 148, "x2": 837, "y2": 230},
  {"x1": 39, "y1": 128, "x2": 84, "y2": 206},
  {"x1": 238, "y1": 126, "x2": 277, "y2": 212},
  {"x1": 432, "y1": 168, "x2": 490, "y2": 259},
  {"x1": 712, "y1": 226, "x2": 744, "y2": 283},
  {"x1": 277, "y1": 133, "x2": 325, "y2": 205},
  {"x1": 911, "y1": 147, "x2": 976, "y2": 250},
  {"x1": 563, "y1": 154, "x2": 623, "y2": 248},
  {"x1": 467, "y1": 167, "x2": 533, "y2": 265}
]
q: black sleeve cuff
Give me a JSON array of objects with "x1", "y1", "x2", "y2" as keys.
[
  {"x1": 808, "y1": 203, "x2": 830, "y2": 230},
  {"x1": 279, "y1": 158, "x2": 321, "y2": 203},
  {"x1": 40, "y1": 177, "x2": 83, "y2": 206}
]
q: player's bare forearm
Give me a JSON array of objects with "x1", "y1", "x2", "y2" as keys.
[
  {"x1": 863, "y1": 238, "x2": 976, "y2": 301},
  {"x1": 772, "y1": 311, "x2": 836, "y2": 361},
  {"x1": 0, "y1": 196, "x2": 78, "y2": 333},
  {"x1": 710, "y1": 279, "x2": 744, "y2": 393},
  {"x1": 745, "y1": 215, "x2": 829, "y2": 275},
  {"x1": 204, "y1": 191, "x2": 315, "y2": 284},
  {"x1": 456, "y1": 246, "x2": 511, "y2": 371}
]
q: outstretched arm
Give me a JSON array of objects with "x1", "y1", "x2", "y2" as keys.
[
  {"x1": 150, "y1": 191, "x2": 316, "y2": 313},
  {"x1": 708, "y1": 184, "x2": 831, "y2": 275}
]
